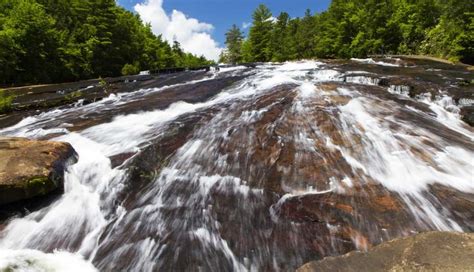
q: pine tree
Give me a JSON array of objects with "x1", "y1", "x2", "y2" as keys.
[
  {"x1": 294, "y1": 9, "x2": 316, "y2": 59},
  {"x1": 225, "y1": 24, "x2": 244, "y2": 64},
  {"x1": 269, "y1": 12, "x2": 290, "y2": 62},
  {"x1": 241, "y1": 39, "x2": 253, "y2": 63},
  {"x1": 248, "y1": 4, "x2": 273, "y2": 62}
]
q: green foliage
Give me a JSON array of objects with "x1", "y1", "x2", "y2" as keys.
[
  {"x1": 26, "y1": 176, "x2": 54, "y2": 196},
  {"x1": 223, "y1": 0, "x2": 473, "y2": 64},
  {"x1": 0, "y1": 89, "x2": 15, "y2": 113},
  {"x1": 0, "y1": 0, "x2": 212, "y2": 85},
  {"x1": 269, "y1": 12, "x2": 291, "y2": 62},
  {"x1": 98, "y1": 76, "x2": 109, "y2": 93},
  {"x1": 223, "y1": 24, "x2": 244, "y2": 64},
  {"x1": 294, "y1": 9, "x2": 316, "y2": 59},
  {"x1": 248, "y1": 4, "x2": 274, "y2": 62},
  {"x1": 240, "y1": 40, "x2": 253, "y2": 63},
  {"x1": 64, "y1": 90, "x2": 82, "y2": 102},
  {"x1": 218, "y1": 50, "x2": 229, "y2": 63},
  {"x1": 0, "y1": 0, "x2": 62, "y2": 84},
  {"x1": 420, "y1": 0, "x2": 473, "y2": 63},
  {"x1": 121, "y1": 63, "x2": 140, "y2": 76}
]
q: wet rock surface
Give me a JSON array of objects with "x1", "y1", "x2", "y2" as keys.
[
  {"x1": 0, "y1": 70, "x2": 233, "y2": 130},
  {"x1": 89, "y1": 77, "x2": 473, "y2": 270},
  {"x1": 0, "y1": 137, "x2": 77, "y2": 206},
  {"x1": 0, "y1": 60, "x2": 472, "y2": 271},
  {"x1": 3, "y1": 71, "x2": 209, "y2": 111},
  {"x1": 297, "y1": 231, "x2": 474, "y2": 272},
  {"x1": 339, "y1": 57, "x2": 474, "y2": 125}
]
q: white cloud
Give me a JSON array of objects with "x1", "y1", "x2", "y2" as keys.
[
  {"x1": 265, "y1": 16, "x2": 278, "y2": 23},
  {"x1": 135, "y1": 0, "x2": 222, "y2": 61},
  {"x1": 242, "y1": 22, "x2": 251, "y2": 29}
]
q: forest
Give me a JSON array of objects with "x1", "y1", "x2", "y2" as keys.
[
  {"x1": 0, "y1": 0, "x2": 213, "y2": 85},
  {"x1": 220, "y1": 0, "x2": 473, "y2": 65},
  {"x1": 1, "y1": 0, "x2": 472, "y2": 86}
]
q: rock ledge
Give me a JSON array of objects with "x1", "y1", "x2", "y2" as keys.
[{"x1": 297, "y1": 231, "x2": 474, "y2": 272}]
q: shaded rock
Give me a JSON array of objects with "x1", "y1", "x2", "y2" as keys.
[
  {"x1": 297, "y1": 231, "x2": 474, "y2": 272},
  {"x1": 0, "y1": 137, "x2": 77, "y2": 205},
  {"x1": 461, "y1": 106, "x2": 474, "y2": 126}
]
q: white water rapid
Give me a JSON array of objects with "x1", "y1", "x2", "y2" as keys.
[{"x1": 0, "y1": 60, "x2": 473, "y2": 271}]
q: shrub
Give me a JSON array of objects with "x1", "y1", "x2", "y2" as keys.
[
  {"x1": 64, "y1": 90, "x2": 82, "y2": 102},
  {"x1": 98, "y1": 76, "x2": 110, "y2": 93},
  {"x1": 0, "y1": 89, "x2": 14, "y2": 114},
  {"x1": 121, "y1": 63, "x2": 140, "y2": 76}
]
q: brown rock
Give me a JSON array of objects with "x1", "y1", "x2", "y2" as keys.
[
  {"x1": 0, "y1": 137, "x2": 77, "y2": 205},
  {"x1": 297, "y1": 231, "x2": 474, "y2": 272}
]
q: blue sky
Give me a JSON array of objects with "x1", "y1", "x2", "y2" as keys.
[{"x1": 117, "y1": 0, "x2": 331, "y2": 60}]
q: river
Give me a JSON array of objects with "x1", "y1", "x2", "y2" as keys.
[{"x1": 0, "y1": 59, "x2": 473, "y2": 271}]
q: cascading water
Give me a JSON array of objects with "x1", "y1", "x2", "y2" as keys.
[{"x1": 0, "y1": 60, "x2": 473, "y2": 271}]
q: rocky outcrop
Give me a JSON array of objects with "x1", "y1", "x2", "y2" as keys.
[
  {"x1": 297, "y1": 231, "x2": 474, "y2": 272},
  {"x1": 91, "y1": 81, "x2": 474, "y2": 271},
  {"x1": 0, "y1": 137, "x2": 77, "y2": 205}
]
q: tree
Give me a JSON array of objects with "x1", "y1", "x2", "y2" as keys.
[
  {"x1": 248, "y1": 4, "x2": 273, "y2": 62},
  {"x1": 225, "y1": 24, "x2": 244, "y2": 64},
  {"x1": 294, "y1": 9, "x2": 316, "y2": 59},
  {"x1": 420, "y1": 0, "x2": 473, "y2": 62},
  {"x1": 85, "y1": 0, "x2": 119, "y2": 77},
  {"x1": 269, "y1": 12, "x2": 290, "y2": 62},
  {"x1": 172, "y1": 40, "x2": 185, "y2": 67},
  {"x1": 218, "y1": 50, "x2": 230, "y2": 63},
  {"x1": 240, "y1": 39, "x2": 253, "y2": 63},
  {"x1": 0, "y1": 0, "x2": 213, "y2": 85},
  {"x1": 0, "y1": 0, "x2": 62, "y2": 84},
  {"x1": 389, "y1": 0, "x2": 440, "y2": 54},
  {"x1": 232, "y1": 0, "x2": 474, "y2": 63}
]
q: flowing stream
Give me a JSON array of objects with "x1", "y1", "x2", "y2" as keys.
[{"x1": 0, "y1": 60, "x2": 473, "y2": 271}]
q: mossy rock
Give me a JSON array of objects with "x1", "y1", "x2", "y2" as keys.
[
  {"x1": 0, "y1": 137, "x2": 78, "y2": 205},
  {"x1": 0, "y1": 177, "x2": 56, "y2": 205}
]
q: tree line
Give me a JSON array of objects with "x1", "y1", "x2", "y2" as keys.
[
  {"x1": 220, "y1": 0, "x2": 473, "y2": 64},
  {"x1": 0, "y1": 0, "x2": 213, "y2": 85}
]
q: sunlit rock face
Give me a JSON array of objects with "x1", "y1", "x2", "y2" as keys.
[
  {"x1": 297, "y1": 231, "x2": 474, "y2": 272},
  {"x1": 0, "y1": 137, "x2": 77, "y2": 205},
  {"x1": 0, "y1": 59, "x2": 472, "y2": 271}
]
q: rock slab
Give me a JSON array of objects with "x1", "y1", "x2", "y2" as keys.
[
  {"x1": 0, "y1": 137, "x2": 77, "y2": 205},
  {"x1": 297, "y1": 231, "x2": 474, "y2": 272}
]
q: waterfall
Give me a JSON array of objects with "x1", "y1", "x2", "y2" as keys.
[{"x1": 1, "y1": 61, "x2": 473, "y2": 271}]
